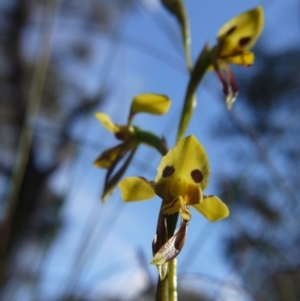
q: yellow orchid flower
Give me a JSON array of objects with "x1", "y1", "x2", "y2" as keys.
[
  {"x1": 118, "y1": 135, "x2": 229, "y2": 266},
  {"x1": 94, "y1": 94, "x2": 171, "y2": 169},
  {"x1": 94, "y1": 93, "x2": 171, "y2": 201},
  {"x1": 211, "y1": 6, "x2": 264, "y2": 109},
  {"x1": 94, "y1": 113, "x2": 136, "y2": 168}
]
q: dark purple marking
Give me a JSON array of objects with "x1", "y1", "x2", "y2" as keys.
[
  {"x1": 162, "y1": 165, "x2": 175, "y2": 177},
  {"x1": 191, "y1": 169, "x2": 203, "y2": 183},
  {"x1": 239, "y1": 37, "x2": 251, "y2": 47},
  {"x1": 226, "y1": 26, "x2": 237, "y2": 36}
]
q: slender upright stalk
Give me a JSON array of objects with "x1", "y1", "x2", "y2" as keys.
[
  {"x1": 156, "y1": 275, "x2": 169, "y2": 301},
  {"x1": 168, "y1": 258, "x2": 178, "y2": 301},
  {"x1": 156, "y1": 1, "x2": 195, "y2": 299}
]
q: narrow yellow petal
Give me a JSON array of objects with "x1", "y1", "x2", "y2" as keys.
[
  {"x1": 131, "y1": 93, "x2": 171, "y2": 115},
  {"x1": 93, "y1": 144, "x2": 124, "y2": 168},
  {"x1": 95, "y1": 112, "x2": 120, "y2": 133},
  {"x1": 156, "y1": 135, "x2": 210, "y2": 191},
  {"x1": 217, "y1": 6, "x2": 264, "y2": 51},
  {"x1": 193, "y1": 195, "x2": 229, "y2": 221},
  {"x1": 118, "y1": 177, "x2": 156, "y2": 202}
]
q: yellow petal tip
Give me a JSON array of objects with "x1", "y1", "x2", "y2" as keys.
[
  {"x1": 194, "y1": 195, "x2": 230, "y2": 222},
  {"x1": 131, "y1": 93, "x2": 171, "y2": 116}
]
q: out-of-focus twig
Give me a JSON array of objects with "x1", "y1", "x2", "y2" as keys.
[{"x1": 0, "y1": 0, "x2": 59, "y2": 258}]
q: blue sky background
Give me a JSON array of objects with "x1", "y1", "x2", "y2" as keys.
[{"x1": 26, "y1": 0, "x2": 300, "y2": 300}]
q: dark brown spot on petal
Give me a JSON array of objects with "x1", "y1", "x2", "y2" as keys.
[
  {"x1": 239, "y1": 37, "x2": 251, "y2": 47},
  {"x1": 162, "y1": 165, "x2": 175, "y2": 177},
  {"x1": 226, "y1": 26, "x2": 236, "y2": 36},
  {"x1": 191, "y1": 169, "x2": 203, "y2": 183}
]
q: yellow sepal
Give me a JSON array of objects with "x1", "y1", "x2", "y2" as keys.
[
  {"x1": 118, "y1": 177, "x2": 156, "y2": 202},
  {"x1": 95, "y1": 112, "x2": 120, "y2": 133},
  {"x1": 193, "y1": 195, "x2": 229, "y2": 221},
  {"x1": 94, "y1": 144, "x2": 124, "y2": 168},
  {"x1": 130, "y1": 94, "x2": 171, "y2": 116}
]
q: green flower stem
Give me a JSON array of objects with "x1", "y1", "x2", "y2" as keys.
[
  {"x1": 156, "y1": 274, "x2": 169, "y2": 301},
  {"x1": 166, "y1": 26, "x2": 211, "y2": 301},
  {"x1": 177, "y1": 45, "x2": 211, "y2": 141},
  {"x1": 165, "y1": 47, "x2": 211, "y2": 301},
  {"x1": 158, "y1": 2, "x2": 195, "y2": 300},
  {"x1": 168, "y1": 258, "x2": 177, "y2": 301},
  {"x1": 156, "y1": 3, "x2": 212, "y2": 301},
  {"x1": 135, "y1": 129, "x2": 168, "y2": 156},
  {"x1": 127, "y1": 113, "x2": 134, "y2": 127},
  {"x1": 165, "y1": 213, "x2": 179, "y2": 301},
  {"x1": 136, "y1": 129, "x2": 178, "y2": 301}
]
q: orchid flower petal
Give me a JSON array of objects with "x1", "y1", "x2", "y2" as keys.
[
  {"x1": 217, "y1": 6, "x2": 264, "y2": 51},
  {"x1": 131, "y1": 93, "x2": 171, "y2": 116},
  {"x1": 208, "y1": 6, "x2": 264, "y2": 109},
  {"x1": 118, "y1": 176, "x2": 156, "y2": 202},
  {"x1": 218, "y1": 40, "x2": 255, "y2": 66},
  {"x1": 102, "y1": 145, "x2": 138, "y2": 202},
  {"x1": 155, "y1": 135, "x2": 210, "y2": 192},
  {"x1": 161, "y1": 196, "x2": 191, "y2": 221},
  {"x1": 155, "y1": 177, "x2": 203, "y2": 207},
  {"x1": 95, "y1": 112, "x2": 120, "y2": 133},
  {"x1": 94, "y1": 144, "x2": 125, "y2": 168},
  {"x1": 193, "y1": 195, "x2": 229, "y2": 221}
]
